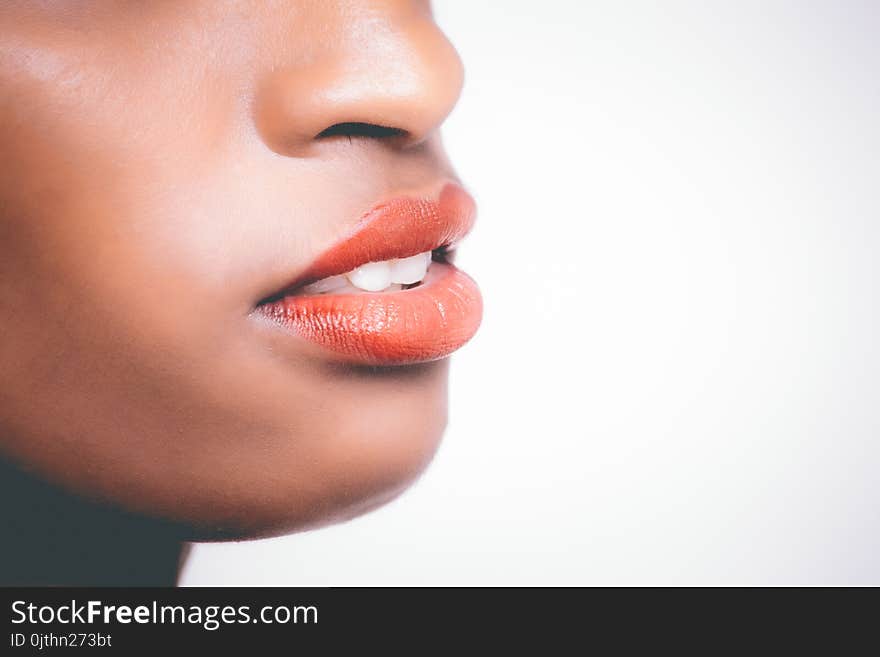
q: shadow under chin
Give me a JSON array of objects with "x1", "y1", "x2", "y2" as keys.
[{"x1": 0, "y1": 454, "x2": 188, "y2": 586}]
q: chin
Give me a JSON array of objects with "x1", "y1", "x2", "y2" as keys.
[{"x1": 172, "y1": 359, "x2": 452, "y2": 541}]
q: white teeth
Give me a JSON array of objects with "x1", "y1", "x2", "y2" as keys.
[
  {"x1": 390, "y1": 252, "x2": 431, "y2": 285},
  {"x1": 297, "y1": 251, "x2": 433, "y2": 295},
  {"x1": 292, "y1": 250, "x2": 432, "y2": 294},
  {"x1": 346, "y1": 260, "x2": 393, "y2": 292}
]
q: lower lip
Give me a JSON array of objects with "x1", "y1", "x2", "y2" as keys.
[{"x1": 256, "y1": 263, "x2": 482, "y2": 365}]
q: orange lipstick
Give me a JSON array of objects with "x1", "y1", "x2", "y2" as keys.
[{"x1": 257, "y1": 183, "x2": 482, "y2": 365}]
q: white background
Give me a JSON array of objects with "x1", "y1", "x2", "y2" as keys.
[{"x1": 182, "y1": 0, "x2": 879, "y2": 585}]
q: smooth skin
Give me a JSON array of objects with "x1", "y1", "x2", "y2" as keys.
[{"x1": 0, "y1": 0, "x2": 467, "y2": 582}]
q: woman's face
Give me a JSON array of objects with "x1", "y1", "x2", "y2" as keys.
[{"x1": 0, "y1": 1, "x2": 480, "y2": 537}]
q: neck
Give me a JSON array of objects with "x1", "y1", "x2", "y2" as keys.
[{"x1": 0, "y1": 456, "x2": 187, "y2": 586}]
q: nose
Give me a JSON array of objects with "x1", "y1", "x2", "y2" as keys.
[{"x1": 255, "y1": 9, "x2": 464, "y2": 156}]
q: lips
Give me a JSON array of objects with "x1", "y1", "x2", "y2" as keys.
[{"x1": 255, "y1": 183, "x2": 482, "y2": 365}]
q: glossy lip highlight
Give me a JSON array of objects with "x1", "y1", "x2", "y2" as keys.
[{"x1": 255, "y1": 183, "x2": 482, "y2": 365}]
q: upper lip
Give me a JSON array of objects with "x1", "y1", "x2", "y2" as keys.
[{"x1": 261, "y1": 182, "x2": 477, "y2": 300}]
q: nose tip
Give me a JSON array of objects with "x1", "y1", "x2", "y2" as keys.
[{"x1": 255, "y1": 18, "x2": 464, "y2": 156}]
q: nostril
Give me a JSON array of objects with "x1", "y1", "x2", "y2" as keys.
[{"x1": 316, "y1": 122, "x2": 408, "y2": 141}]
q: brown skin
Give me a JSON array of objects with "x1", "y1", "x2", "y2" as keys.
[{"x1": 0, "y1": 0, "x2": 465, "y2": 553}]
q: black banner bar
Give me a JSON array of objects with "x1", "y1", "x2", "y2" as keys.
[{"x1": 0, "y1": 587, "x2": 873, "y2": 651}]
